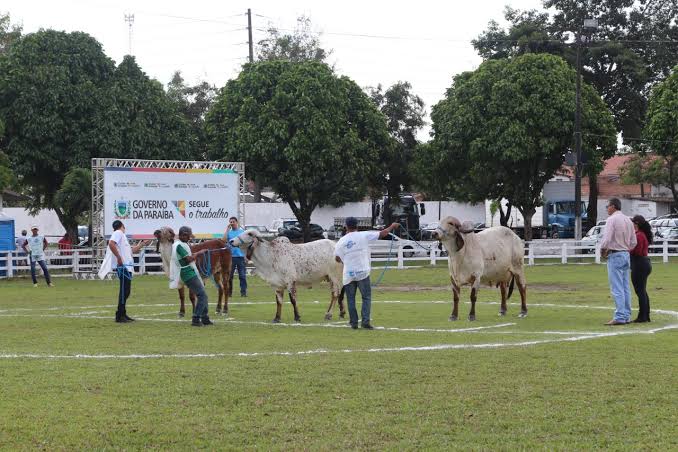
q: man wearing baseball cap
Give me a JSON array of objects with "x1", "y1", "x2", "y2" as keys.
[
  {"x1": 334, "y1": 217, "x2": 400, "y2": 329},
  {"x1": 22, "y1": 225, "x2": 52, "y2": 288}
]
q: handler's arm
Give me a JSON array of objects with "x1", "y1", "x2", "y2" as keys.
[
  {"x1": 378, "y1": 222, "x2": 401, "y2": 239},
  {"x1": 108, "y1": 240, "x2": 123, "y2": 266},
  {"x1": 131, "y1": 240, "x2": 150, "y2": 254}
]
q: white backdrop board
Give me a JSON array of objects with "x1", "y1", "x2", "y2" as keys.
[{"x1": 103, "y1": 167, "x2": 239, "y2": 239}]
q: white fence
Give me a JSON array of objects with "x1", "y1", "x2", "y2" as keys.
[{"x1": 1, "y1": 240, "x2": 677, "y2": 279}]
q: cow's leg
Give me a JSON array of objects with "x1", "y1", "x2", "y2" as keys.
[
  {"x1": 469, "y1": 288, "x2": 478, "y2": 321},
  {"x1": 189, "y1": 290, "x2": 197, "y2": 315},
  {"x1": 220, "y1": 256, "x2": 231, "y2": 317},
  {"x1": 288, "y1": 283, "x2": 301, "y2": 322},
  {"x1": 449, "y1": 278, "x2": 460, "y2": 321},
  {"x1": 215, "y1": 273, "x2": 223, "y2": 314},
  {"x1": 516, "y1": 271, "x2": 528, "y2": 318},
  {"x1": 324, "y1": 280, "x2": 341, "y2": 321},
  {"x1": 499, "y1": 281, "x2": 508, "y2": 316},
  {"x1": 178, "y1": 287, "x2": 186, "y2": 317},
  {"x1": 273, "y1": 289, "x2": 284, "y2": 323},
  {"x1": 338, "y1": 286, "x2": 346, "y2": 319}
]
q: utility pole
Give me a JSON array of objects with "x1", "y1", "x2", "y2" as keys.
[
  {"x1": 247, "y1": 9, "x2": 254, "y2": 63},
  {"x1": 124, "y1": 13, "x2": 135, "y2": 56},
  {"x1": 574, "y1": 18, "x2": 598, "y2": 241}
]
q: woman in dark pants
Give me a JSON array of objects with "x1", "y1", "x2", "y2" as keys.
[{"x1": 630, "y1": 215, "x2": 653, "y2": 323}]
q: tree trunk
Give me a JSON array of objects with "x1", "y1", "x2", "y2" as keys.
[
  {"x1": 587, "y1": 172, "x2": 599, "y2": 230},
  {"x1": 522, "y1": 208, "x2": 535, "y2": 241},
  {"x1": 668, "y1": 158, "x2": 678, "y2": 212},
  {"x1": 499, "y1": 202, "x2": 512, "y2": 227},
  {"x1": 286, "y1": 200, "x2": 314, "y2": 243},
  {"x1": 252, "y1": 178, "x2": 262, "y2": 203},
  {"x1": 55, "y1": 208, "x2": 78, "y2": 245}
]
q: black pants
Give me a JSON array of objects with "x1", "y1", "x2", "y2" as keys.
[
  {"x1": 631, "y1": 256, "x2": 652, "y2": 321},
  {"x1": 117, "y1": 268, "x2": 132, "y2": 315}
]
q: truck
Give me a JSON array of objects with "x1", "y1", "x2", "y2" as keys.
[
  {"x1": 332, "y1": 193, "x2": 426, "y2": 240},
  {"x1": 485, "y1": 198, "x2": 587, "y2": 239}
]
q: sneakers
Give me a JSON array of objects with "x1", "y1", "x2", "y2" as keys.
[
  {"x1": 350, "y1": 323, "x2": 358, "y2": 330},
  {"x1": 48, "y1": 283, "x2": 54, "y2": 287},
  {"x1": 124, "y1": 314, "x2": 135, "y2": 322},
  {"x1": 33, "y1": 283, "x2": 38, "y2": 288},
  {"x1": 241, "y1": 293, "x2": 247, "y2": 298},
  {"x1": 201, "y1": 318, "x2": 214, "y2": 326},
  {"x1": 191, "y1": 318, "x2": 202, "y2": 327},
  {"x1": 115, "y1": 312, "x2": 128, "y2": 323},
  {"x1": 361, "y1": 323, "x2": 375, "y2": 330}
]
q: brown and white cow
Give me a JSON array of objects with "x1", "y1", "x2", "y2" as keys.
[{"x1": 229, "y1": 229, "x2": 345, "y2": 322}]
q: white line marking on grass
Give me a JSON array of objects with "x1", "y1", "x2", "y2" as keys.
[{"x1": 2, "y1": 323, "x2": 676, "y2": 360}]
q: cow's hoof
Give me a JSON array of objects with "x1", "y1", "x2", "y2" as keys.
[
  {"x1": 468, "y1": 314, "x2": 476, "y2": 321},
  {"x1": 324, "y1": 313, "x2": 332, "y2": 321},
  {"x1": 178, "y1": 312, "x2": 185, "y2": 318},
  {"x1": 222, "y1": 312, "x2": 229, "y2": 318},
  {"x1": 272, "y1": 318, "x2": 281, "y2": 324},
  {"x1": 215, "y1": 308, "x2": 221, "y2": 314},
  {"x1": 294, "y1": 317, "x2": 301, "y2": 323},
  {"x1": 339, "y1": 312, "x2": 346, "y2": 319},
  {"x1": 449, "y1": 315, "x2": 458, "y2": 321},
  {"x1": 498, "y1": 310, "x2": 507, "y2": 317},
  {"x1": 519, "y1": 311, "x2": 528, "y2": 318}
]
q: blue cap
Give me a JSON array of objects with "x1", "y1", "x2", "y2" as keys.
[{"x1": 345, "y1": 217, "x2": 358, "y2": 228}]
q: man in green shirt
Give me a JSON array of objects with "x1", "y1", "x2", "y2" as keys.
[{"x1": 173, "y1": 226, "x2": 213, "y2": 327}]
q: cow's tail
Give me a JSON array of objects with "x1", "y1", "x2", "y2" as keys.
[{"x1": 507, "y1": 275, "x2": 515, "y2": 300}]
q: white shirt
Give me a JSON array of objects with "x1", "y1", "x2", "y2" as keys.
[
  {"x1": 25, "y1": 235, "x2": 46, "y2": 260},
  {"x1": 16, "y1": 236, "x2": 27, "y2": 251},
  {"x1": 109, "y1": 229, "x2": 133, "y2": 271},
  {"x1": 335, "y1": 231, "x2": 380, "y2": 285}
]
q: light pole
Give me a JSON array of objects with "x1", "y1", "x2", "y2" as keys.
[{"x1": 574, "y1": 18, "x2": 598, "y2": 241}]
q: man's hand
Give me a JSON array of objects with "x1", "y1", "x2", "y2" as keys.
[
  {"x1": 390, "y1": 222, "x2": 400, "y2": 230},
  {"x1": 601, "y1": 248, "x2": 609, "y2": 259},
  {"x1": 116, "y1": 256, "x2": 123, "y2": 266}
]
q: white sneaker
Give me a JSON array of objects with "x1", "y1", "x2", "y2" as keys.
[
  {"x1": 48, "y1": 283, "x2": 54, "y2": 287},
  {"x1": 33, "y1": 283, "x2": 38, "y2": 288}
]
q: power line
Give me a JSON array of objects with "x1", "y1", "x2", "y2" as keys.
[{"x1": 133, "y1": 10, "x2": 243, "y2": 27}]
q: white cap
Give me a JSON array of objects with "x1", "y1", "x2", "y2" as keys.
[{"x1": 31, "y1": 224, "x2": 39, "y2": 230}]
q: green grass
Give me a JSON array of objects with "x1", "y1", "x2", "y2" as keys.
[{"x1": 1, "y1": 264, "x2": 677, "y2": 450}]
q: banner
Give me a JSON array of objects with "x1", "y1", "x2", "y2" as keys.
[{"x1": 103, "y1": 167, "x2": 239, "y2": 239}]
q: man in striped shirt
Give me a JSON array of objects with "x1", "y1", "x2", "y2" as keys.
[{"x1": 600, "y1": 198, "x2": 637, "y2": 325}]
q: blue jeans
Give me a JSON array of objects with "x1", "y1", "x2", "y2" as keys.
[
  {"x1": 30, "y1": 257, "x2": 51, "y2": 285},
  {"x1": 229, "y1": 256, "x2": 247, "y2": 295},
  {"x1": 185, "y1": 276, "x2": 209, "y2": 320},
  {"x1": 344, "y1": 277, "x2": 372, "y2": 326},
  {"x1": 607, "y1": 251, "x2": 632, "y2": 322},
  {"x1": 117, "y1": 267, "x2": 132, "y2": 312}
]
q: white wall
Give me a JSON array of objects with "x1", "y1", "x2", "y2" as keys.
[
  {"x1": 596, "y1": 198, "x2": 667, "y2": 221},
  {"x1": 2, "y1": 208, "x2": 66, "y2": 241},
  {"x1": 243, "y1": 201, "x2": 484, "y2": 230}
]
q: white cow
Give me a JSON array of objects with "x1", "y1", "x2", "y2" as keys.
[
  {"x1": 229, "y1": 230, "x2": 345, "y2": 322},
  {"x1": 432, "y1": 216, "x2": 528, "y2": 321}
]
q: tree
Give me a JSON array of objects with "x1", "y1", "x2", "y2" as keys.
[
  {"x1": 54, "y1": 168, "x2": 91, "y2": 242},
  {"x1": 368, "y1": 82, "x2": 425, "y2": 200},
  {"x1": 206, "y1": 60, "x2": 388, "y2": 242},
  {"x1": 427, "y1": 53, "x2": 615, "y2": 240},
  {"x1": 167, "y1": 71, "x2": 217, "y2": 159},
  {"x1": 0, "y1": 12, "x2": 21, "y2": 55},
  {"x1": 643, "y1": 66, "x2": 678, "y2": 209},
  {"x1": 473, "y1": 1, "x2": 678, "y2": 223},
  {"x1": 620, "y1": 153, "x2": 670, "y2": 196},
  {"x1": 257, "y1": 16, "x2": 331, "y2": 63},
  {"x1": 0, "y1": 30, "x2": 117, "y2": 229}
]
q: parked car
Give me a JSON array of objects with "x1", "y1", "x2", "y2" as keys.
[
  {"x1": 277, "y1": 222, "x2": 326, "y2": 242},
  {"x1": 581, "y1": 224, "x2": 605, "y2": 252},
  {"x1": 420, "y1": 222, "x2": 439, "y2": 240},
  {"x1": 653, "y1": 218, "x2": 678, "y2": 238}
]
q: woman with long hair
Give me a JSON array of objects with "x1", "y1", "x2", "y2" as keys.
[{"x1": 630, "y1": 215, "x2": 653, "y2": 323}]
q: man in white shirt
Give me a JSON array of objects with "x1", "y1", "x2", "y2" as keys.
[
  {"x1": 15, "y1": 230, "x2": 28, "y2": 268},
  {"x1": 108, "y1": 220, "x2": 148, "y2": 323},
  {"x1": 334, "y1": 217, "x2": 400, "y2": 329},
  {"x1": 22, "y1": 225, "x2": 52, "y2": 288}
]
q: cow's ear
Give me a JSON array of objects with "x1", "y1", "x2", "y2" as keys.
[{"x1": 455, "y1": 232, "x2": 464, "y2": 250}]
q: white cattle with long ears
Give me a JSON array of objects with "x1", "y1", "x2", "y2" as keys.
[
  {"x1": 432, "y1": 216, "x2": 528, "y2": 321},
  {"x1": 229, "y1": 229, "x2": 345, "y2": 322}
]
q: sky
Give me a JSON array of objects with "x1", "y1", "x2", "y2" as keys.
[{"x1": 3, "y1": 0, "x2": 547, "y2": 138}]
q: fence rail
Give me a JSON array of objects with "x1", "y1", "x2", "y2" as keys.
[{"x1": 1, "y1": 240, "x2": 676, "y2": 279}]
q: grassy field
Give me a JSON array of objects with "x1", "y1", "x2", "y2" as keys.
[{"x1": 1, "y1": 263, "x2": 677, "y2": 450}]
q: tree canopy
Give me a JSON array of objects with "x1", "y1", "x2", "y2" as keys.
[
  {"x1": 205, "y1": 60, "x2": 388, "y2": 241},
  {"x1": 368, "y1": 82, "x2": 425, "y2": 199},
  {"x1": 257, "y1": 16, "x2": 331, "y2": 63},
  {"x1": 426, "y1": 53, "x2": 615, "y2": 239},
  {"x1": 643, "y1": 65, "x2": 678, "y2": 208}
]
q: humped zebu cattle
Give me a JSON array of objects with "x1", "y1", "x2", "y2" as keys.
[
  {"x1": 154, "y1": 227, "x2": 232, "y2": 316},
  {"x1": 228, "y1": 229, "x2": 345, "y2": 322},
  {"x1": 432, "y1": 216, "x2": 528, "y2": 321}
]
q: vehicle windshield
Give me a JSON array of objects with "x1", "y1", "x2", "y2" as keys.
[
  {"x1": 555, "y1": 201, "x2": 586, "y2": 214},
  {"x1": 390, "y1": 198, "x2": 417, "y2": 216}
]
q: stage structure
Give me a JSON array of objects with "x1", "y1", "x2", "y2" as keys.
[{"x1": 90, "y1": 158, "x2": 245, "y2": 276}]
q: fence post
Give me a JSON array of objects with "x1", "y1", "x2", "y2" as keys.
[
  {"x1": 663, "y1": 240, "x2": 669, "y2": 264},
  {"x1": 430, "y1": 245, "x2": 436, "y2": 266},
  {"x1": 7, "y1": 251, "x2": 13, "y2": 278},
  {"x1": 528, "y1": 242, "x2": 534, "y2": 266},
  {"x1": 397, "y1": 243, "x2": 404, "y2": 269},
  {"x1": 73, "y1": 250, "x2": 79, "y2": 273},
  {"x1": 561, "y1": 242, "x2": 567, "y2": 264},
  {"x1": 140, "y1": 250, "x2": 146, "y2": 275},
  {"x1": 595, "y1": 244, "x2": 601, "y2": 264}
]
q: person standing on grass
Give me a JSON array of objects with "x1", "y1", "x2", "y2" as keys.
[
  {"x1": 22, "y1": 225, "x2": 52, "y2": 288},
  {"x1": 334, "y1": 217, "x2": 400, "y2": 330},
  {"x1": 226, "y1": 216, "x2": 247, "y2": 297},
  {"x1": 172, "y1": 226, "x2": 213, "y2": 327},
  {"x1": 107, "y1": 220, "x2": 148, "y2": 323},
  {"x1": 630, "y1": 215, "x2": 653, "y2": 323},
  {"x1": 15, "y1": 229, "x2": 28, "y2": 268},
  {"x1": 600, "y1": 198, "x2": 636, "y2": 326}
]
